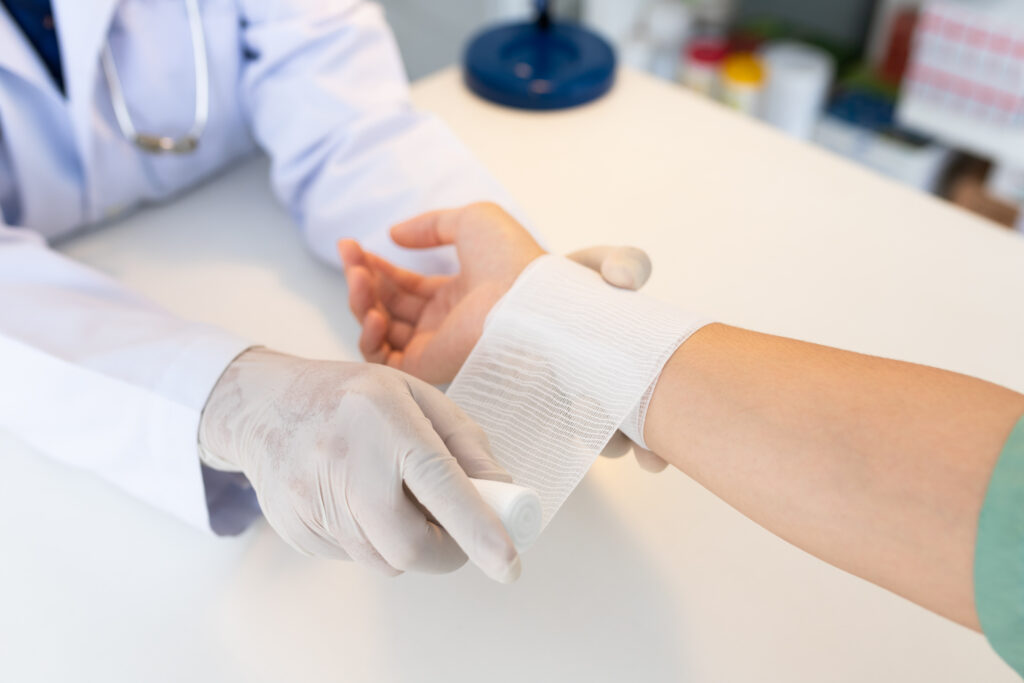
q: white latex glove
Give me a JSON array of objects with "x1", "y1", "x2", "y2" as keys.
[
  {"x1": 567, "y1": 247, "x2": 668, "y2": 473},
  {"x1": 566, "y1": 245, "x2": 652, "y2": 292},
  {"x1": 198, "y1": 348, "x2": 521, "y2": 582}
]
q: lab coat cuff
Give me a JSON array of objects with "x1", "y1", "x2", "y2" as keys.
[
  {"x1": 154, "y1": 326, "x2": 254, "y2": 414},
  {"x1": 150, "y1": 327, "x2": 257, "y2": 535}
]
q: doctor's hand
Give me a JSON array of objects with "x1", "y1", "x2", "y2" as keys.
[
  {"x1": 198, "y1": 348, "x2": 521, "y2": 583},
  {"x1": 338, "y1": 203, "x2": 668, "y2": 473}
]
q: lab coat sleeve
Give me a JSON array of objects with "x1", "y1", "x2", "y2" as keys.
[
  {"x1": 237, "y1": 0, "x2": 532, "y2": 275},
  {"x1": 0, "y1": 221, "x2": 259, "y2": 535}
]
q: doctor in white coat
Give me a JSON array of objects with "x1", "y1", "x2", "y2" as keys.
[{"x1": 0, "y1": 0, "x2": 644, "y2": 584}]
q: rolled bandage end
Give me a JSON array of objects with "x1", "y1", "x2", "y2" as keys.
[{"x1": 470, "y1": 478, "x2": 543, "y2": 552}]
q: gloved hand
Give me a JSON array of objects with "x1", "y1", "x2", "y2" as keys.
[
  {"x1": 338, "y1": 202, "x2": 668, "y2": 472},
  {"x1": 198, "y1": 347, "x2": 521, "y2": 582},
  {"x1": 564, "y1": 245, "x2": 653, "y2": 292},
  {"x1": 567, "y1": 248, "x2": 666, "y2": 471}
]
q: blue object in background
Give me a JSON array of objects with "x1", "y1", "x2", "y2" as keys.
[
  {"x1": 827, "y1": 87, "x2": 931, "y2": 146},
  {"x1": 827, "y1": 89, "x2": 896, "y2": 133},
  {"x1": 464, "y1": 0, "x2": 615, "y2": 110}
]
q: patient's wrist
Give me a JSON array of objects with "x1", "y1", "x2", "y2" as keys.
[
  {"x1": 642, "y1": 323, "x2": 729, "y2": 458},
  {"x1": 447, "y1": 254, "x2": 711, "y2": 525}
]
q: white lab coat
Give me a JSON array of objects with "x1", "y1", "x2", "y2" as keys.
[{"x1": 0, "y1": 0, "x2": 520, "y2": 535}]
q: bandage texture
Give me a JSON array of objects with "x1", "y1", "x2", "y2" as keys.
[{"x1": 448, "y1": 256, "x2": 710, "y2": 527}]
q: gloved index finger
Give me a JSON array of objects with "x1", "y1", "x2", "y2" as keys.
[
  {"x1": 406, "y1": 377, "x2": 513, "y2": 484},
  {"x1": 400, "y1": 385, "x2": 521, "y2": 583},
  {"x1": 402, "y1": 444, "x2": 521, "y2": 584}
]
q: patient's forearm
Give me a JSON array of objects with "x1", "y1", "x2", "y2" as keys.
[{"x1": 644, "y1": 324, "x2": 1024, "y2": 630}]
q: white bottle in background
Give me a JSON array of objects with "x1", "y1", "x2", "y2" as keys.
[
  {"x1": 645, "y1": 1, "x2": 693, "y2": 80},
  {"x1": 486, "y1": 0, "x2": 534, "y2": 21},
  {"x1": 619, "y1": 38, "x2": 657, "y2": 72},
  {"x1": 758, "y1": 41, "x2": 835, "y2": 140},
  {"x1": 582, "y1": 0, "x2": 647, "y2": 47}
]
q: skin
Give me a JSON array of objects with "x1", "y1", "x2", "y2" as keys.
[
  {"x1": 645, "y1": 325, "x2": 1024, "y2": 629},
  {"x1": 339, "y1": 203, "x2": 545, "y2": 384},
  {"x1": 341, "y1": 202, "x2": 1024, "y2": 630}
]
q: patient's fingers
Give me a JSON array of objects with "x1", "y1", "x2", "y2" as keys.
[
  {"x1": 364, "y1": 251, "x2": 437, "y2": 294},
  {"x1": 390, "y1": 209, "x2": 461, "y2": 249},
  {"x1": 347, "y1": 266, "x2": 378, "y2": 322},
  {"x1": 393, "y1": 333, "x2": 433, "y2": 378},
  {"x1": 337, "y1": 239, "x2": 367, "y2": 270},
  {"x1": 346, "y1": 260, "x2": 421, "y2": 327},
  {"x1": 365, "y1": 252, "x2": 449, "y2": 302},
  {"x1": 378, "y1": 283, "x2": 428, "y2": 324},
  {"x1": 341, "y1": 240, "x2": 422, "y2": 320},
  {"x1": 385, "y1": 350, "x2": 406, "y2": 370},
  {"x1": 387, "y1": 319, "x2": 415, "y2": 350},
  {"x1": 360, "y1": 310, "x2": 390, "y2": 363}
]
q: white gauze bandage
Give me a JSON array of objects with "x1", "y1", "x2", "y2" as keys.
[{"x1": 448, "y1": 255, "x2": 710, "y2": 528}]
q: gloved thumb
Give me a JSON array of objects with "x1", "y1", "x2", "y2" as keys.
[
  {"x1": 567, "y1": 246, "x2": 652, "y2": 291},
  {"x1": 633, "y1": 446, "x2": 669, "y2": 473}
]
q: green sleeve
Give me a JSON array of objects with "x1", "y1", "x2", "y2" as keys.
[{"x1": 977, "y1": 416, "x2": 1024, "y2": 676}]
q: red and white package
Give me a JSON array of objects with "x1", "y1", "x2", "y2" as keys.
[{"x1": 904, "y1": 2, "x2": 1024, "y2": 127}]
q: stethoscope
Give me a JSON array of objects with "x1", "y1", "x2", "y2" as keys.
[{"x1": 100, "y1": 0, "x2": 208, "y2": 154}]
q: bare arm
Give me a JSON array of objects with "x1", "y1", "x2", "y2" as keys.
[
  {"x1": 339, "y1": 203, "x2": 1024, "y2": 629},
  {"x1": 645, "y1": 323, "x2": 1024, "y2": 630}
]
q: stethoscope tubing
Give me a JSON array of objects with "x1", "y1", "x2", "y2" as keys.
[{"x1": 100, "y1": 0, "x2": 209, "y2": 154}]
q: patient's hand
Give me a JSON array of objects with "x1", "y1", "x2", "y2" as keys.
[
  {"x1": 340, "y1": 203, "x2": 666, "y2": 471},
  {"x1": 339, "y1": 203, "x2": 544, "y2": 384},
  {"x1": 339, "y1": 202, "x2": 653, "y2": 385}
]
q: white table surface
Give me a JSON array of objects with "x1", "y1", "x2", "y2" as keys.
[{"x1": 4, "y1": 67, "x2": 1024, "y2": 683}]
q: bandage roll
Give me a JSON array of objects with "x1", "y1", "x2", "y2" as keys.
[
  {"x1": 471, "y1": 478, "x2": 542, "y2": 551},
  {"x1": 758, "y1": 41, "x2": 834, "y2": 140}
]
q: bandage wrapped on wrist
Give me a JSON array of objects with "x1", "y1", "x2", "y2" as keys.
[{"x1": 447, "y1": 255, "x2": 710, "y2": 528}]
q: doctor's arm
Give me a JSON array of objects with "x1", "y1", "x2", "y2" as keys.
[
  {"x1": 342, "y1": 205, "x2": 1024, "y2": 642},
  {"x1": 0, "y1": 221, "x2": 521, "y2": 581},
  {"x1": 236, "y1": 0, "x2": 528, "y2": 274},
  {"x1": 0, "y1": 220, "x2": 252, "y2": 532}
]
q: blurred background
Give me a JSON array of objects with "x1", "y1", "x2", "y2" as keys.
[{"x1": 379, "y1": 0, "x2": 1024, "y2": 233}]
